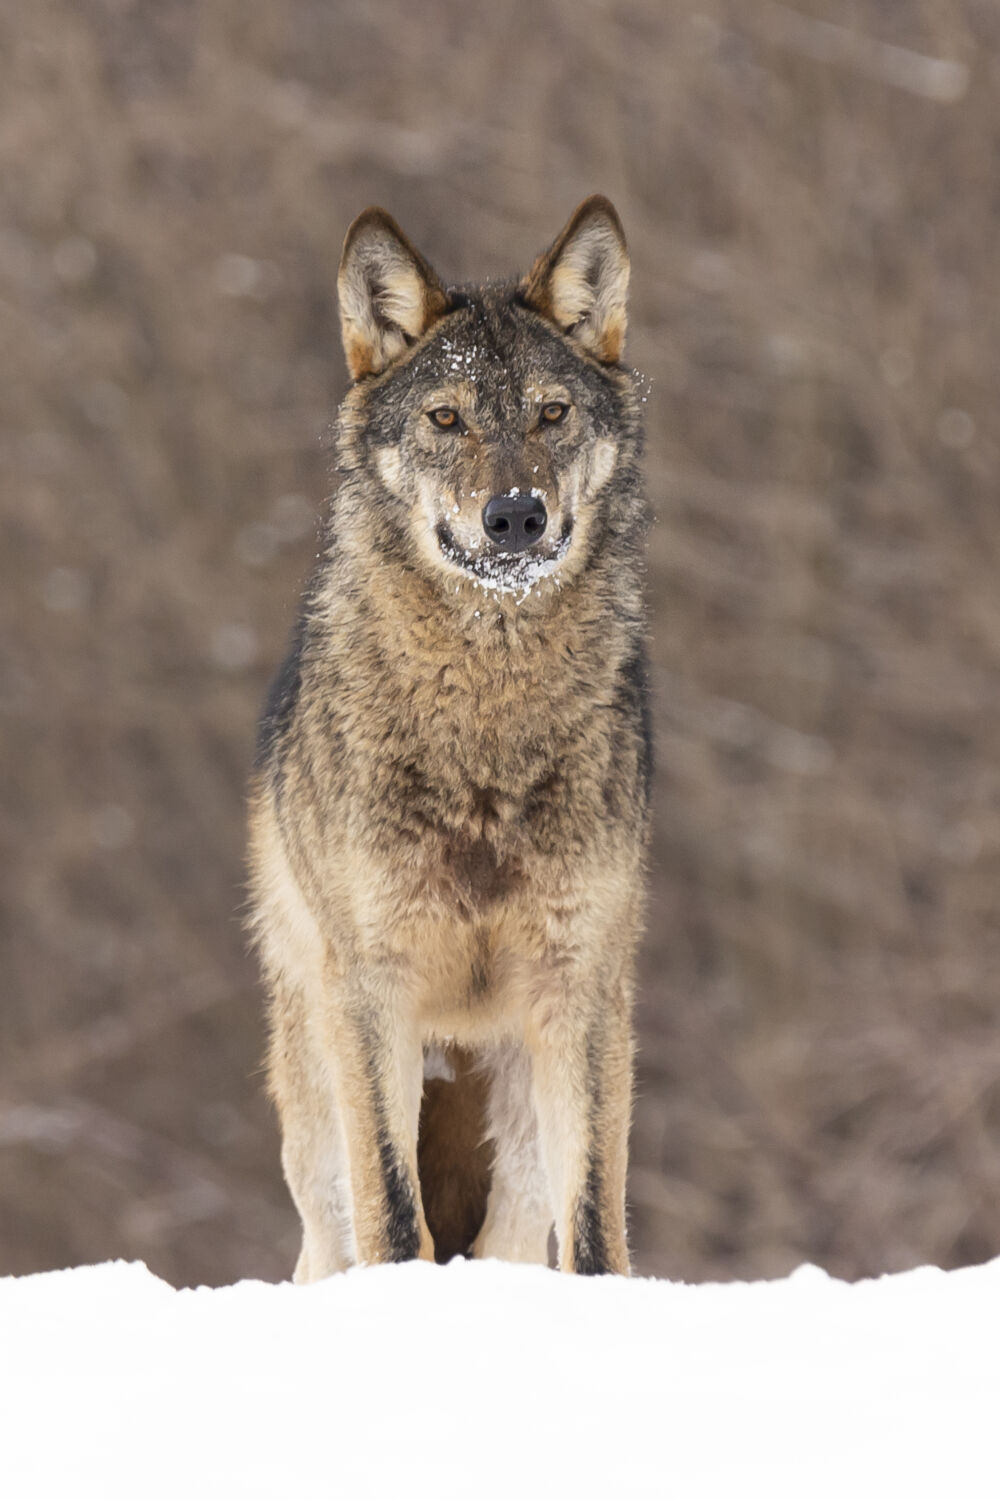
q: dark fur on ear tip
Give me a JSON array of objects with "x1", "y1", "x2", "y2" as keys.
[{"x1": 562, "y1": 194, "x2": 627, "y2": 247}]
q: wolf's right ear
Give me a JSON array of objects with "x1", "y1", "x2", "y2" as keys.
[{"x1": 337, "y1": 209, "x2": 448, "y2": 380}]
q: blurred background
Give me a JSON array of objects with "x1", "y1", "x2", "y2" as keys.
[{"x1": 3, "y1": 0, "x2": 1000, "y2": 1286}]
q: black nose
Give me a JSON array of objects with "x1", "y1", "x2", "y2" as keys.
[{"x1": 481, "y1": 491, "x2": 548, "y2": 553}]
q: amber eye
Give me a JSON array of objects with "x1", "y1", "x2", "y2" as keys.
[
  {"x1": 428, "y1": 407, "x2": 461, "y2": 430},
  {"x1": 540, "y1": 402, "x2": 569, "y2": 425}
]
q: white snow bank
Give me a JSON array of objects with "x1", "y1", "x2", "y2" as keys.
[{"x1": 1, "y1": 1255, "x2": 997, "y2": 1499}]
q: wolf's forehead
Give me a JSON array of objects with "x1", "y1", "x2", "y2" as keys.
[
  {"x1": 424, "y1": 317, "x2": 523, "y2": 381},
  {"x1": 410, "y1": 315, "x2": 562, "y2": 416}
]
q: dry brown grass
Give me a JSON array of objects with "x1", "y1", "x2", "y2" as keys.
[{"x1": 2, "y1": 0, "x2": 1000, "y2": 1284}]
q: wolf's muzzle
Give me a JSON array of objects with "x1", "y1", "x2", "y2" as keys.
[{"x1": 481, "y1": 491, "x2": 548, "y2": 554}]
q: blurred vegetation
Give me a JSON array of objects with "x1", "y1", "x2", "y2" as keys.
[{"x1": 2, "y1": 0, "x2": 1000, "y2": 1284}]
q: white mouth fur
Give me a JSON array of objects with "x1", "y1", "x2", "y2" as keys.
[{"x1": 435, "y1": 526, "x2": 571, "y2": 602}]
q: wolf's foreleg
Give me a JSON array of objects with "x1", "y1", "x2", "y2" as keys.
[
  {"x1": 281, "y1": 1104, "x2": 353, "y2": 1284},
  {"x1": 527, "y1": 986, "x2": 632, "y2": 1275},
  {"x1": 321, "y1": 975, "x2": 434, "y2": 1266},
  {"x1": 472, "y1": 1043, "x2": 553, "y2": 1264},
  {"x1": 267, "y1": 987, "x2": 355, "y2": 1283}
]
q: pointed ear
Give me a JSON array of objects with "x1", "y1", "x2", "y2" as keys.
[
  {"x1": 337, "y1": 208, "x2": 449, "y2": 380},
  {"x1": 521, "y1": 195, "x2": 630, "y2": 364}
]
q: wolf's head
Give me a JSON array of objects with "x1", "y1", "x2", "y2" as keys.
[{"x1": 333, "y1": 197, "x2": 641, "y2": 606}]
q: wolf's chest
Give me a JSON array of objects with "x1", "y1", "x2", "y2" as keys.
[
  {"x1": 371, "y1": 760, "x2": 578, "y2": 916},
  {"x1": 382, "y1": 752, "x2": 576, "y2": 844}
]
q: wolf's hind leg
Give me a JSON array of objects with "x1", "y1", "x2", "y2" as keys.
[
  {"x1": 418, "y1": 1046, "x2": 492, "y2": 1261},
  {"x1": 472, "y1": 1043, "x2": 553, "y2": 1264}
]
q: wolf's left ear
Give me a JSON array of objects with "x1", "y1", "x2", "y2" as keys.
[
  {"x1": 521, "y1": 195, "x2": 630, "y2": 364},
  {"x1": 338, "y1": 208, "x2": 449, "y2": 380}
]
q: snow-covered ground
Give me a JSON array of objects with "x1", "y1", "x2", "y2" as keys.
[{"x1": 2, "y1": 1255, "x2": 997, "y2": 1498}]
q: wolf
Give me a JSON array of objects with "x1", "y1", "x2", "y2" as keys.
[{"x1": 247, "y1": 195, "x2": 650, "y2": 1278}]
